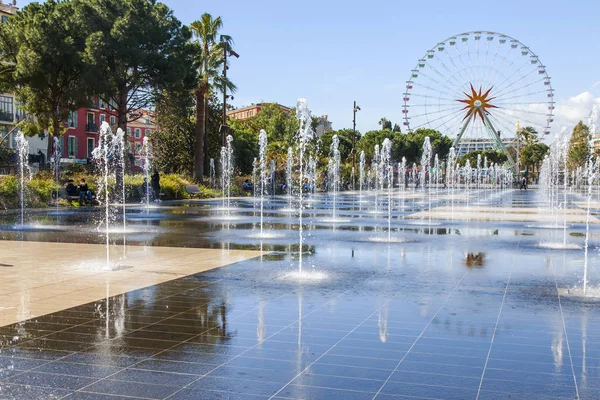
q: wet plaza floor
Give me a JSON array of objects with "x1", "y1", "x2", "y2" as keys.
[{"x1": 1, "y1": 189, "x2": 600, "y2": 399}]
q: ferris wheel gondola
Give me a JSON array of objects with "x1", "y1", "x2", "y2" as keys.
[{"x1": 402, "y1": 31, "x2": 554, "y2": 168}]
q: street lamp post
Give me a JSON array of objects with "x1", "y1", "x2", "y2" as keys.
[
  {"x1": 221, "y1": 39, "x2": 239, "y2": 146},
  {"x1": 352, "y1": 101, "x2": 361, "y2": 168}
]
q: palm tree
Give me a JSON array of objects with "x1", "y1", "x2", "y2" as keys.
[{"x1": 190, "y1": 14, "x2": 236, "y2": 180}]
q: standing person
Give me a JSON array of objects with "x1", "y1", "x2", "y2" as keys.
[
  {"x1": 520, "y1": 175, "x2": 527, "y2": 190},
  {"x1": 151, "y1": 170, "x2": 161, "y2": 202}
]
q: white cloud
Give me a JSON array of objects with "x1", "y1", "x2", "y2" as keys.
[{"x1": 552, "y1": 91, "x2": 600, "y2": 137}]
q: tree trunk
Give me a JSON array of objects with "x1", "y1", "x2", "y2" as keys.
[
  {"x1": 46, "y1": 132, "x2": 54, "y2": 162},
  {"x1": 203, "y1": 94, "x2": 209, "y2": 175},
  {"x1": 115, "y1": 90, "x2": 128, "y2": 197},
  {"x1": 194, "y1": 89, "x2": 205, "y2": 180}
]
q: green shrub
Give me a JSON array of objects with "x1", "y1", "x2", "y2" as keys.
[
  {"x1": 0, "y1": 174, "x2": 58, "y2": 209},
  {"x1": 0, "y1": 172, "x2": 224, "y2": 209}
]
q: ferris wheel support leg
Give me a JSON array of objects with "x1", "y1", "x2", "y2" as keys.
[
  {"x1": 482, "y1": 112, "x2": 516, "y2": 170},
  {"x1": 453, "y1": 114, "x2": 474, "y2": 148}
]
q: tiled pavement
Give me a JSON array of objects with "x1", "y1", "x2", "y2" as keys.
[{"x1": 0, "y1": 244, "x2": 598, "y2": 400}]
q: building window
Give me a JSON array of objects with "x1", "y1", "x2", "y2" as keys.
[
  {"x1": 145, "y1": 118, "x2": 150, "y2": 125},
  {"x1": 99, "y1": 114, "x2": 105, "y2": 125},
  {"x1": 14, "y1": 99, "x2": 26, "y2": 122},
  {"x1": 87, "y1": 113, "x2": 94, "y2": 125},
  {"x1": 87, "y1": 138, "x2": 94, "y2": 158},
  {"x1": 67, "y1": 136, "x2": 78, "y2": 158},
  {"x1": 110, "y1": 116, "x2": 116, "y2": 126},
  {"x1": 99, "y1": 98, "x2": 105, "y2": 108},
  {"x1": 68, "y1": 111, "x2": 78, "y2": 128},
  {"x1": 145, "y1": 129, "x2": 151, "y2": 136},
  {"x1": 134, "y1": 128, "x2": 141, "y2": 139},
  {"x1": 0, "y1": 95, "x2": 13, "y2": 122},
  {"x1": 135, "y1": 142, "x2": 142, "y2": 153},
  {"x1": 127, "y1": 127, "x2": 132, "y2": 136},
  {"x1": 1, "y1": 16, "x2": 8, "y2": 23}
]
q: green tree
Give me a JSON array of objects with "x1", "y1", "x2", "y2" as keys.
[
  {"x1": 567, "y1": 121, "x2": 591, "y2": 169},
  {"x1": 0, "y1": 1, "x2": 91, "y2": 155},
  {"x1": 228, "y1": 104, "x2": 298, "y2": 168},
  {"x1": 78, "y1": 0, "x2": 192, "y2": 135},
  {"x1": 153, "y1": 90, "x2": 195, "y2": 175},
  {"x1": 404, "y1": 128, "x2": 452, "y2": 165},
  {"x1": 517, "y1": 126, "x2": 539, "y2": 146},
  {"x1": 190, "y1": 13, "x2": 236, "y2": 180},
  {"x1": 319, "y1": 129, "x2": 356, "y2": 161},
  {"x1": 459, "y1": 150, "x2": 508, "y2": 167},
  {"x1": 521, "y1": 142, "x2": 550, "y2": 177},
  {"x1": 392, "y1": 123, "x2": 402, "y2": 133},
  {"x1": 378, "y1": 118, "x2": 392, "y2": 130}
]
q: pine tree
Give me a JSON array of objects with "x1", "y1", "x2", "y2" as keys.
[{"x1": 567, "y1": 121, "x2": 591, "y2": 169}]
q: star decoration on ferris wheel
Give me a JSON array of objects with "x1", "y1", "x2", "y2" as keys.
[{"x1": 457, "y1": 84, "x2": 498, "y2": 123}]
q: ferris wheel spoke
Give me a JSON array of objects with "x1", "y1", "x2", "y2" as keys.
[
  {"x1": 435, "y1": 52, "x2": 465, "y2": 89},
  {"x1": 407, "y1": 92, "x2": 456, "y2": 103},
  {"x1": 455, "y1": 44, "x2": 475, "y2": 83},
  {"x1": 416, "y1": 71, "x2": 456, "y2": 94},
  {"x1": 443, "y1": 49, "x2": 472, "y2": 89},
  {"x1": 487, "y1": 113, "x2": 518, "y2": 140},
  {"x1": 492, "y1": 68, "x2": 541, "y2": 99},
  {"x1": 439, "y1": 114, "x2": 467, "y2": 136},
  {"x1": 492, "y1": 108, "x2": 545, "y2": 128},
  {"x1": 494, "y1": 92, "x2": 552, "y2": 108},
  {"x1": 486, "y1": 41, "x2": 518, "y2": 89},
  {"x1": 493, "y1": 76, "x2": 547, "y2": 102},
  {"x1": 413, "y1": 108, "x2": 466, "y2": 130},
  {"x1": 426, "y1": 63, "x2": 466, "y2": 95},
  {"x1": 489, "y1": 57, "x2": 532, "y2": 96},
  {"x1": 408, "y1": 105, "x2": 465, "y2": 120},
  {"x1": 484, "y1": 40, "x2": 505, "y2": 88},
  {"x1": 412, "y1": 84, "x2": 456, "y2": 100}
]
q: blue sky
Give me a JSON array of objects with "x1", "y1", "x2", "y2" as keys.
[{"x1": 19, "y1": 0, "x2": 600, "y2": 136}]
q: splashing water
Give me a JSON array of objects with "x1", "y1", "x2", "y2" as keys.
[
  {"x1": 328, "y1": 134, "x2": 341, "y2": 221},
  {"x1": 220, "y1": 135, "x2": 234, "y2": 216},
  {"x1": 53, "y1": 137, "x2": 61, "y2": 218},
  {"x1": 141, "y1": 137, "x2": 153, "y2": 211},
  {"x1": 16, "y1": 131, "x2": 30, "y2": 227},
  {"x1": 258, "y1": 129, "x2": 268, "y2": 237},
  {"x1": 296, "y1": 99, "x2": 315, "y2": 275}
]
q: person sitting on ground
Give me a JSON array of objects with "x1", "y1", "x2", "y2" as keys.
[
  {"x1": 77, "y1": 178, "x2": 92, "y2": 205},
  {"x1": 65, "y1": 179, "x2": 78, "y2": 196}
]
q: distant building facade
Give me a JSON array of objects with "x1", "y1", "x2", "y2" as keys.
[
  {"x1": 455, "y1": 137, "x2": 518, "y2": 158},
  {"x1": 314, "y1": 115, "x2": 332, "y2": 137},
  {"x1": 227, "y1": 103, "x2": 292, "y2": 120},
  {"x1": 61, "y1": 101, "x2": 155, "y2": 164}
]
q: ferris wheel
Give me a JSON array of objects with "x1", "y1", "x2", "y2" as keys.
[{"x1": 402, "y1": 31, "x2": 554, "y2": 167}]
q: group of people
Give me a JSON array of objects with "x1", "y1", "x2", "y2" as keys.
[
  {"x1": 63, "y1": 171, "x2": 162, "y2": 206},
  {"x1": 65, "y1": 179, "x2": 93, "y2": 206}
]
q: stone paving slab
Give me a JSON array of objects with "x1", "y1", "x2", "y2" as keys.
[
  {"x1": 405, "y1": 205, "x2": 600, "y2": 224},
  {"x1": 0, "y1": 241, "x2": 261, "y2": 327}
]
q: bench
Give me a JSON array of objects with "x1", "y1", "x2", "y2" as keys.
[
  {"x1": 185, "y1": 185, "x2": 202, "y2": 198},
  {"x1": 58, "y1": 188, "x2": 96, "y2": 206}
]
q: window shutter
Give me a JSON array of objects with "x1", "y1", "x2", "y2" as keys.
[{"x1": 74, "y1": 137, "x2": 78, "y2": 157}]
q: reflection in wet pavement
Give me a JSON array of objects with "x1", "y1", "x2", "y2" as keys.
[{"x1": 0, "y1": 189, "x2": 599, "y2": 399}]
